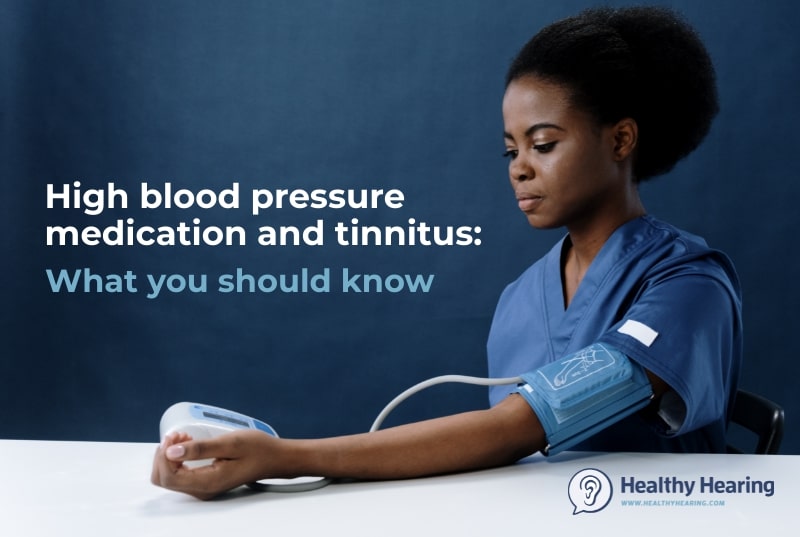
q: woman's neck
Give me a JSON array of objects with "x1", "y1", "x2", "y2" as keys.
[{"x1": 561, "y1": 193, "x2": 646, "y2": 307}]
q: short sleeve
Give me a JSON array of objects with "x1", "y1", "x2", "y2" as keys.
[{"x1": 598, "y1": 272, "x2": 741, "y2": 436}]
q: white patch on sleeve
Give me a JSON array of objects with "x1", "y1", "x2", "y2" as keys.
[{"x1": 617, "y1": 319, "x2": 658, "y2": 347}]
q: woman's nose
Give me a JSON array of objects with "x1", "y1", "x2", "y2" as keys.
[{"x1": 510, "y1": 156, "x2": 533, "y2": 182}]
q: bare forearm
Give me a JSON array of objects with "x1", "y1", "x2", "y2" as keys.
[
  {"x1": 275, "y1": 394, "x2": 545, "y2": 480},
  {"x1": 152, "y1": 395, "x2": 545, "y2": 499}
]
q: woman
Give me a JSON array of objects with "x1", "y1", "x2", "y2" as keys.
[{"x1": 152, "y1": 6, "x2": 741, "y2": 500}]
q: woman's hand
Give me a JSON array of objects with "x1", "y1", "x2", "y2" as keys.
[{"x1": 151, "y1": 429, "x2": 279, "y2": 500}]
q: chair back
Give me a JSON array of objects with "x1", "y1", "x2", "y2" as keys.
[{"x1": 727, "y1": 389, "x2": 784, "y2": 454}]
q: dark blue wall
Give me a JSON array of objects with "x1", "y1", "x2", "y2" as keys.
[{"x1": 2, "y1": 0, "x2": 798, "y2": 453}]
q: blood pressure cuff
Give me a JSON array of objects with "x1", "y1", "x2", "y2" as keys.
[{"x1": 516, "y1": 343, "x2": 653, "y2": 456}]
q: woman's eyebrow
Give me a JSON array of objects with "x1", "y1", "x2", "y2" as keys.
[{"x1": 504, "y1": 122, "x2": 566, "y2": 140}]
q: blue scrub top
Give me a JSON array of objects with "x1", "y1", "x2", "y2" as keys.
[{"x1": 487, "y1": 216, "x2": 742, "y2": 453}]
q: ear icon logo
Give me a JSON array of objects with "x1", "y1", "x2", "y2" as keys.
[{"x1": 568, "y1": 468, "x2": 613, "y2": 514}]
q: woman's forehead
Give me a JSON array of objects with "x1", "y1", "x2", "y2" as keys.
[{"x1": 502, "y1": 77, "x2": 576, "y2": 130}]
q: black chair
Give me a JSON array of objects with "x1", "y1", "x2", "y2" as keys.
[{"x1": 727, "y1": 389, "x2": 784, "y2": 454}]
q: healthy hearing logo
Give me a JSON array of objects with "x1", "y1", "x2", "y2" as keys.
[{"x1": 568, "y1": 468, "x2": 613, "y2": 514}]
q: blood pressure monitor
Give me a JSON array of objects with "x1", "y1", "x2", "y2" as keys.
[
  {"x1": 159, "y1": 402, "x2": 330, "y2": 492},
  {"x1": 159, "y1": 402, "x2": 278, "y2": 441},
  {"x1": 158, "y1": 344, "x2": 650, "y2": 494}
]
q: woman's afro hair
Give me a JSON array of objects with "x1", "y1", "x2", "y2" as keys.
[{"x1": 507, "y1": 6, "x2": 719, "y2": 181}]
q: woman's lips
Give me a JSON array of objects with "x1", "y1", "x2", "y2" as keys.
[{"x1": 517, "y1": 195, "x2": 542, "y2": 212}]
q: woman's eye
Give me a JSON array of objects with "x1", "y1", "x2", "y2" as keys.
[
  {"x1": 533, "y1": 141, "x2": 557, "y2": 153},
  {"x1": 502, "y1": 149, "x2": 518, "y2": 159}
]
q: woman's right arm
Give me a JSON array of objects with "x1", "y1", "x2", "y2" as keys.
[{"x1": 151, "y1": 393, "x2": 545, "y2": 500}]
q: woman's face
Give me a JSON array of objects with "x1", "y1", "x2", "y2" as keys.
[{"x1": 502, "y1": 76, "x2": 628, "y2": 231}]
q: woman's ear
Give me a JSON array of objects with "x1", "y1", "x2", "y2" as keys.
[{"x1": 611, "y1": 118, "x2": 638, "y2": 161}]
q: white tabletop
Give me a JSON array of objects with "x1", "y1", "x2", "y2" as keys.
[{"x1": 0, "y1": 440, "x2": 794, "y2": 536}]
